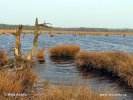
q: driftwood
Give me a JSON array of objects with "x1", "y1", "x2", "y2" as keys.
[
  {"x1": 26, "y1": 18, "x2": 39, "y2": 61},
  {"x1": 13, "y1": 25, "x2": 23, "y2": 70},
  {"x1": 26, "y1": 18, "x2": 51, "y2": 61},
  {"x1": 12, "y1": 18, "x2": 51, "y2": 71}
]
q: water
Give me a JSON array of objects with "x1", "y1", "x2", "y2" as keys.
[
  {"x1": 0, "y1": 33, "x2": 133, "y2": 100},
  {"x1": 0, "y1": 34, "x2": 133, "y2": 53}
]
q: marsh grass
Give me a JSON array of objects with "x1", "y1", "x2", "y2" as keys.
[
  {"x1": 0, "y1": 69, "x2": 116, "y2": 100},
  {"x1": 50, "y1": 44, "x2": 80, "y2": 58},
  {"x1": 0, "y1": 49, "x2": 117, "y2": 100},
  {"x1": 15, "y1": 70, "x2": 37, "y2": 90},
  {"x1": 0, "y1": 69, "x2": 37, "y2": 95},
  {"x1": 34, "y1": 83, "x2": 115, "y2": 100},
  {"x1": 76, "y1": 51, "x2": 133, "y2": 88},
  {"x1": 36, "y1": 49, "x2": 45, "y2": 63}
]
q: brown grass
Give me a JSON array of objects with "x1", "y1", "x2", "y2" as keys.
[
  {"x1": 36, "y1": 49, "x2": 45, "y2": 63},
  {"x1": 35, "y1": 83, "x2": 115, "y2": 100},
  {"x1": 0, "y1": 69, "x2": 37, "y2": 94},
  {"x1": 0, "y1": 68, "x2": 116, "y2": 100},
  {"x1": 50, "y1": 44, "x2": 80, "y2": 58},
  {"x1": 75, "y1": 51, "x2": 133, "y2": 88},
  {"x1": 0, "y1": 51, "x2": 9, "y2": 67},
  {"x1": 0, "y1": 69, "x2": 115, "y2": 100}
]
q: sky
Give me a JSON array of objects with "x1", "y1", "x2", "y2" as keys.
[{"x1": 0, "y1": 0, "x2": 133, "y2": 28}]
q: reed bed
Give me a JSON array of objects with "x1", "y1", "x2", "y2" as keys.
[
  {"x1": 36, "y1": 49, "x2": 45, "y2": 63},
  {"x1": 50, "y1": 44, "x2": 80, "y2": 58},
  {"x1": 75, "y1": 51, "x2": 133, "y2": 88},
  {"x1": 35, "y1": 83, "x2": 115, "y2": 100}
]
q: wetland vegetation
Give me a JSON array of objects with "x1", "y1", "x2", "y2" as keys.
[{"x1": 0, "y1": 18, "x2": 133, "y2": 100}]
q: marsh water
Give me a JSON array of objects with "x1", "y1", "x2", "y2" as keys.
[{"x1": 0, "y1": 33, "x2": 133, "y2": 100}]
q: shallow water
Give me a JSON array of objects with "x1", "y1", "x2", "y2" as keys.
[
  {"x1": 0, "y1": 33, "x2": 133, "y2": 100},
  {"x1": 1, "y1": 34, "x2": 133, "y2": 53}
]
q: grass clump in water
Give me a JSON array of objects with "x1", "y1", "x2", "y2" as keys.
[
  {"x1": 50, "y1": 44, "x2": 80, "y2": 58},
  {"x1": 36, "y1": 49, "x2": 45, "y2": 63},
  {"x1": 75, "y1": 51, "x2": 133, "y2": 88}
]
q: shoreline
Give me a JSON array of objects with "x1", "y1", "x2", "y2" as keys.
[{"x1": 0, "y1": 30, "x2": 133, "y2": 35}]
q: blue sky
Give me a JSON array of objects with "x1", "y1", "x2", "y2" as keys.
[{"x1": 0, "y1": 0, "x2": 133, "y2": 28}]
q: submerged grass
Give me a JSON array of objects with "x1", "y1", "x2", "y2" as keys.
[
  {"x1": 76, "y1": 51, "x2": 133, "y2": 88},
  {"x1": 50, "y1": 44, "x2": 80, "y2": 58}
]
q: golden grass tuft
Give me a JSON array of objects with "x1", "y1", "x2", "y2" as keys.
[
  {"x1": 15, "y1": 70, "x2": 37, "y2": 90},
  {"x1": 35, "y1": 83, "x2": 115, "y2": 100},
  {"x1": 36, "y1": 49, "x2": 45, "y2": 63},
  {"x1": 0, "y1": 50, "x2": 9, "y2": 67},
  {"x1": 0, "y1": 72, "x2": 23, "y2": 94},
  {"x1": 0, "y1": 69, "x2": 37, "y2": 95},
  {"x1": 75, "y1": 51, "x2": 133, "y2": 88},
  {"x1": 50, "y1": 44, "x2": 80, "y2": 58}
]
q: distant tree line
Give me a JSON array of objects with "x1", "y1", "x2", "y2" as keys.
[
  {"x1": 0, "y1": 24, "x2": 133, "y2": 32},
  {"x1": 54, "y1": 27, "x2": 133, "y2": 32},
  {"x1": 0, "y1": 24, "x2": 35, "y2": 30}
]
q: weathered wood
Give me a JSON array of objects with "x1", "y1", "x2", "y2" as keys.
[
  {"x1": 26, "y1": 18, "x2": 50, "y2": 61},
  {"x1": 12, "y1": 18, "x2": 51, "y2": 71},
  {"x1": 26, "y1": 18, "x2": 39, "y2": 61},
  {"x1": 14, "y1": 25, "x2": 23, "y2": 69}
]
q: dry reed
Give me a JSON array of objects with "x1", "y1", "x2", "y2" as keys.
[
  {"x1": 35, "y1": 83, "x2": 115, "y2": 100},
  {"x1": 50, "y1": 44, "x2": 80, "y2": 58},
  {"x1": 75, "y1": 51, "x2": 133, "y2": 88},
  {"x1": 0, "y1": 69, "x2": 37, "y2": 95},
  {"x1": 36, "y1": 49, "x2": 45, "y2": 63}
]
